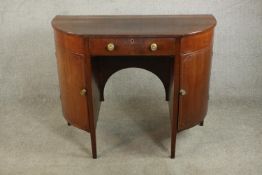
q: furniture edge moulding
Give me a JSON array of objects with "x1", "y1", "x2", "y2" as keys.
[{"x1": 51, "y1": 15, "x2": 217, "y2": 37}]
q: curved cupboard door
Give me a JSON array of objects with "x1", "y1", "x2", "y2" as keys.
[
  {"x1": 178, "y1": 47, "x2": 212, "y2": 131},
  {"x1": 56, "y1": 47, "x2": 90, "y2": 132}
]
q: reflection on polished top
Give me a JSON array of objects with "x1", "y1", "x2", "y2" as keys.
[{"x1": 52, "y1": 15, "x2": 216, "y2": 36}]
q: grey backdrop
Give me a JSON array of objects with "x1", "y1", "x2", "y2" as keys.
[
  {"x1": 1, "y1": 1, "x2": 262, "y2": 174},
  {"x1": 1, "y1": 0, "x2": 262, "y2": 102}
]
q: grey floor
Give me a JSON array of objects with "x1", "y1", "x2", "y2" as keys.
[
  {"x1": 1, "y1": 1, "x2": 262, "y2": 174},
  {"x1": 1, "y1": 96, "x2": 262, "y2": 175}
]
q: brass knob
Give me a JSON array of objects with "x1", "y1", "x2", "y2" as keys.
[
  {"x1": 150, "y1": 43, "x2": 158, "y2": 51},
  {"x1": 107, "y1": 43, "x2": 115, "y2": 51},
  {"x1": 80, "y1": 89, "x2": 87, "y2": 96},
  {"x1": 179, "y1": 89, "x2": 186, "y2": 96}
]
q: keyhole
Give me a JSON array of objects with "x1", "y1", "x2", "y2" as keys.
[{"x1": 130, "y1": 38, "x2": 135, "y2": 44}]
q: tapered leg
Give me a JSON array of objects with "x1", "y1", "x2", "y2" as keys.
[
  {"x1": 170, "y1": 126, "x2": 177, "y2": 158},
  {"x1": 90, "y1": 131, "x2": 97, "y2": 159},
  {"x1": 199, "y1": 121, "x2": 204, "y2": 126},
  {"x1": 170, "y1": 41, "x2": 180, "y2": 159}
]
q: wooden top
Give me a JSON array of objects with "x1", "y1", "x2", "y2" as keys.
[{"x1": 52, "y1": 15, "x2": 216, "y2": 37}]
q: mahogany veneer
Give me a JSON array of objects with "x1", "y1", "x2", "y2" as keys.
[{"x1": 52, "y1": 15, "x2": 216, "y2": 159}]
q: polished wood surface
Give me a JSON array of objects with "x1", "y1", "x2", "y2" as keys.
[
  {"x1": 54, "y1": 30, "x2": 85, "y2": 53},
  {"x1": 52, "y1": 15, "x2": 216, "y2": 159},
  {"x1": 52, "y1": 15, "x2": 216, "y2": 36},
  {"x1": 179, "y1": 47, "x2": 212, "y2": 130},
  {"x1": 181, "y1": 29, "x2": 214, "y2": 53},
  {"x1": 55, "y1": 46, "x2": 90, "y2": 131},
  {"x1": 89, "y1": 38, "x2": 176, "y2": 56}
]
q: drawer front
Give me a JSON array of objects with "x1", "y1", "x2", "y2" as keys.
[
  {"x1": 89, "y1": 38, "x2": 176, "y2": 56},
  {"x1": 181, "y1": 29, "x2": 214, "y2": 54}
]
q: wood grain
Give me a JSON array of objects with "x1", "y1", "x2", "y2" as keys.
[
  {"x1": 55, "y1": 45, "x2": 89, "y2": 131},
  {"x1": 52, "y1": 15, "x2": 216, "y2": 37},
  {"x1": 89, "y1": 37, "x2": 176, "y2": 56},
  {"x1": 178, "y1": 47, "x2": 212, "y2": 131},
  {"x1": 52, "y1": 15, "x2": 216, "y2": 158}
]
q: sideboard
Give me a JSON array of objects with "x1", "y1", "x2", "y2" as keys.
[{"x1": 52, "y1": 15, "x2": 216, "y2": 158}]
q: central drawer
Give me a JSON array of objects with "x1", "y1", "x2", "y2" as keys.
[{"x1": 89, "y1": 38, "x2": 176, "y2": 56}]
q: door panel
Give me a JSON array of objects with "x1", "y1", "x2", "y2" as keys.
[
  {"x1": 178, "y1": 48, "x2": 212, "y2": 131},
  {"x1": 56, "y1": 46, "x2": 90, "y2": 131}
]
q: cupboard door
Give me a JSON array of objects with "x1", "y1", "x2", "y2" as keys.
[
  {"x1": 178, "y1": 48, "x2": 212, "y2": 130},
  {"x1": 56, "y1": 47, "x2": 90, "y2": 131}
]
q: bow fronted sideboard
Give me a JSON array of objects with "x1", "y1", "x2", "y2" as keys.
[{"x1": 52, "y1": 15, "x2": 216, "y2": 158}]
